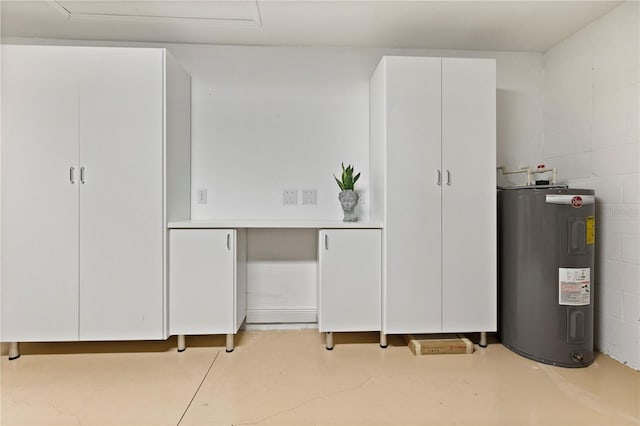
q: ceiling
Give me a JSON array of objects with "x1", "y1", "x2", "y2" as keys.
[{"x1": 0, "y1": 1, "x2": 622, "y2": 52}]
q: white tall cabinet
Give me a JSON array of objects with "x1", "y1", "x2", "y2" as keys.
[
  {"x1": 1, "y1": 45, "x2": 191, "y2": 345},
  {"x1": 370, "y1": 56, "x2": 496, "y2": 336}
]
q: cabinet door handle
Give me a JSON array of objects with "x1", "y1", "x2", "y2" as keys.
[
  {"x1": 69, "y1": 166, "x2": 76, "y2": 184},
  {"x1": 324, "y1": 234, "x2": 328, "y2": 250},
  {"x1": 226, "y1": 233, "x2": 231, "y2": 251},
  {"x1": 436, "y1": 169, "x2": 441, "y2": 186},
  {"x1": 446, "y1": 169, "x2": 451, "y2": 186},
  {"x1": 80, "y1": 166, "x2": 86, "y2": 184}
]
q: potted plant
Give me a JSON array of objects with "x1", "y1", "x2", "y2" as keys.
[{"x1": 334, "y1": 163, "x2": 360, "y2": 222}]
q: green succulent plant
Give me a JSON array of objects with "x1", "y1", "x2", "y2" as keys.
[{"x1": 334, "y1": 163, "x2": 361, "y2": 191}]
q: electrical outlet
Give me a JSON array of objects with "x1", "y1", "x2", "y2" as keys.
[
  {"x1": 283, "y1": 189, "x2": 297, "y2": 205},
  {"x1": 302, "y1": 189, "x2": 317, "y2": 205},
  {"x1": 197, "y1": 189, "x2": 207, "y2": 204}
]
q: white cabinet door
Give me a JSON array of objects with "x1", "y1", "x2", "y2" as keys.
[
  {"x1": 78, "y1": 49, "x2": 164, "y2": 340},
  {"x1": 1, "y1": 46, "x2": 80, "y2": 342},
  {"x1": 382, "y1": 57, "x2": 443, "y2": 334},
  {"x1": 441, "y1": 58, "x2": 497, "y2": 332},
  {"x1": 318, "y1": 230, "x2": 381, "y2": 332},
  {"x1": 169, "y1": 230, "x2": 237, "y2": 335}
]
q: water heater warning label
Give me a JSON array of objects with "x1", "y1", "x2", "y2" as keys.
[
  {"x1": 586, "y1": 216, "x2": 595, "y2": 245},
  {"x1": 559, "y1": 268, "x2": 591, "y2": 306}
]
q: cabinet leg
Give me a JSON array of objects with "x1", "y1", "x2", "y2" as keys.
[
  {"x1": 380, "y1": 333, "x2": 388, "y2": 348},
  {"x1": 226, "y1": 334, "x2": 234, "y2": 353},
  {"x1": 326, "y1": 332, "x2": 334, "y2": 350},
  {"x1": 8, "y1": 342, "x2": 20, "y2": 360},
  {"x1": 177, "y1": 335, "x2": 186, "y2": 352},
  {"x1": 479, "y1": 332, "x2": 487, "y2": 348}
]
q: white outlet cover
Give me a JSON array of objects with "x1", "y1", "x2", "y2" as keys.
[
  {"x1": 283, "y1": 189, "x2": 297, "y2": 205},
  {"x1": 197, "y1": 189, "x2": 208, "y2": 204},
  {"x1": 302, "y1": 189, "x2": 317, "y2": 205}
]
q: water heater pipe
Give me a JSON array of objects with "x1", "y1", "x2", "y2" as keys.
[{"x1": 497, "y1": 166, "x2": 557, "y2": 185}]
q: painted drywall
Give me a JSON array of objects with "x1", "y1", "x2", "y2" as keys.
[
  {"x1": 542, "y1": 1, "x2": 639, "y2": 369},
  {"x1": 163, "y1": 44, "x2": 544, "y2": 220}
]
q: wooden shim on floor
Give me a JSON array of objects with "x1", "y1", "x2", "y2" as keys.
[{"x1": 402, "y1": 334, "x2": 474, "y2": 355}]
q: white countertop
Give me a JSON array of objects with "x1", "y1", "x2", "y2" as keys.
[{"x1": 168, "y1": 219, "x2": 383, "y2": 229}]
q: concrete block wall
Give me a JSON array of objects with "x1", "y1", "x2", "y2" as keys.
[{"x1": 543, "y1": 1, "x2": 639, "y2": 369}]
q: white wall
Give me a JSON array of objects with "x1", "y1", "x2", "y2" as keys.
[
  {"x1": 542, "y1": 1, "x2": 640, "y2": 369},
  {"x1": 162, "y1": 45, "x2": 544, "y2": 220},
  {"x1": 180, "y1": 46, "x2": 372, "y2": 222}
]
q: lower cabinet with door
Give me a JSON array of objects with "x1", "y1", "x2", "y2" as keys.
[
  {"x1": 318, "y1": 229, "x2": 382, "y2": 349},
  {"x1": 169, "y1": 229, "x2": 247, "y2": 352}
]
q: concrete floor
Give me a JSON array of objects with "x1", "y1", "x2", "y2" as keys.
[{"x1": 1, "y1": 329, "x2": 639, "y2": 425}]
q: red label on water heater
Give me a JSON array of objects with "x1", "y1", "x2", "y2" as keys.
[{"x1": 571, "y1": 196, "x2": 583, "y2": 208}]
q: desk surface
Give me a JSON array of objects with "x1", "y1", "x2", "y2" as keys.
[{"x1": 169, "y1": 219, "x2": 383, "y2": 229}]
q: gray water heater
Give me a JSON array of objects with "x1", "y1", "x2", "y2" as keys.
[{"x1": 498, "y1": 187, "x2": 595, "y2": 367}]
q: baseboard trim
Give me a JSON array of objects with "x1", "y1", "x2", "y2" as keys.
[{"x1": 247, "y1": 308, "x2": 317, "y2": 324}]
